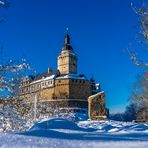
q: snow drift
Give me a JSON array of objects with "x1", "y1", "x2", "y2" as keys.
[{"x1": 0, "y1": 118, "x2": 148, "y2": 147}]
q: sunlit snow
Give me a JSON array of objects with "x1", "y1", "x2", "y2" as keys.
[{"x1": 0, "y1": 118, "x2": 147, "y2": 148}]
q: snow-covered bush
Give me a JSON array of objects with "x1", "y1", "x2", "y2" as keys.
[{"x1": 0, "y1": 109, "x2": 28, "y2": 132}]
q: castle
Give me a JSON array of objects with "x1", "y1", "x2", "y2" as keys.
[{"x1": 20, "y1": 33, "x2": 107, "y2": 120}]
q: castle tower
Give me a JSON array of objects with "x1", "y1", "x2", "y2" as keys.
[{"x1": 57, "y1": 34, "x2": 78, "y2": 74}]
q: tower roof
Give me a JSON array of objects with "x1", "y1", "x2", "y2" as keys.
[
  {"x1": 62, "y1": 33, "x2": 73, "y2": 51},
  {"x1": 65, "y1": 34, "x2": 70, "y2": 45}
]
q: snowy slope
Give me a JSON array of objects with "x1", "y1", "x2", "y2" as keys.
[{"x1": 0, "y1": 118, "x2": 148, "y2": 148}]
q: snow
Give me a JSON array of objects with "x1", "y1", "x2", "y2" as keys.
[
  {"x1": 59, "y1": 107, "x2": 87, "y2": 111},
  {"x1": 0, "y1": 118, "x2": 148, "y2": 147},
  {"x1": 56, "y1": 74, "x2": 86, "y2": 80},
  {"x1": 88, "y1": 91, "x2": 104, "y2": 99},
  {"x1": 0, "y1": 1, "x2": 5, "y2": 5},
  {"x1": 30, "y1": 75, "x2": 55, "y2": 84}
]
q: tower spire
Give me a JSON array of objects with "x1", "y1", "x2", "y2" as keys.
[
  {"x1": 62, "y1": 28, "x2": 73, "y2": 51},
  {"x1": 65, "y1": 28, "x2": 70, "y2": 45},
  {"x1": 64, "y1": 34, "x2": 70, "y2": 45}
]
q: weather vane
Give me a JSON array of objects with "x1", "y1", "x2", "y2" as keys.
[{"x1": 66, "y1": 27, "x2": 69, "y2": 34}]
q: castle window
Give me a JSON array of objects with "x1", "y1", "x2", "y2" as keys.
[
  {"x1": 26, "y1": 87, "x2": 29, "y2": 92},
  {"x1": 34, "y1": 85, "x2": 36, "y2": 90},
  {"x1": 45, "y1": 81, "x2": 48, "y2": 86},
  {"x1": 32, "y1": 85, "x2": 34, "y2": 91},
  {"x1": 48, "y1": 81, "x2": 50, "y2": 85},
  {"x1": 58, "y1": 80, "x2": 61, "y2": 83},
  {"x1": 42, "y1": 82, "x2": 45, "y2": 86}
]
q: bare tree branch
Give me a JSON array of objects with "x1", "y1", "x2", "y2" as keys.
[
  {"x1": 128, "y1": 2, "x2": 148, "y2": 67},
  {"x1": 127, "y1": 47, "x2": 148, "y2": 66},
  {"x1": 0, "y1": 1, "x2": 9, "y2": 8}
]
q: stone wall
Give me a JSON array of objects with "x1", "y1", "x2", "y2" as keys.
[
  {"x1": 69, "y1": 79, "x2": 91, "y2": 100},
  {"x1": 58, "y1": 53, "x2": 69, "y2": 74},
  {"x1": 34, "y1": 78, "x2": 92, "y2": 101},
  {"x1": 0, "y1": 98, "x2": 88, "y2": 121},
  {"x1": 38, "y1": 87, "x2": 54, "y2": 100},
  {"x1": 88, "y1": 92, "x2": 107, "y2": 120},
  {"x1": 57, "y1": 51, "x2": 77, "y2": 74},
  {"x1": 37, "y1": 99, "x2": 88, "y2": 119},
  {"x1": 54, "y1": 79, "x2": 70, "y2": 99}
]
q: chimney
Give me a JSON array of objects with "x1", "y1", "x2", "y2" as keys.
[{"x1": 48, "y1": 67, "x2": 52, "y2": 74}]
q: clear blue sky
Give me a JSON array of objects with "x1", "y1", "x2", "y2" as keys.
[{"x1": 0, "y1": 0, "x2": 146, "y2": 113}]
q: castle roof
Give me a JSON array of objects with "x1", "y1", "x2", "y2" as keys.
[
  {"x1": 33, "y1": 72, "x2": 51, "y2": 81},
  {"x1": 56, "y1": 74, "x2": 87, "y2": 80},
  {"x1": 33, "y1": 70, "x2": 60, "y2": 81}
]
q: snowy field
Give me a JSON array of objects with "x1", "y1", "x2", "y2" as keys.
[{"x1": 0, "y1": 118, "x2": 148, "y2": 148}]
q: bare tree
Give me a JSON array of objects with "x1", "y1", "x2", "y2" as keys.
[
  {"x1": 0, "y1": 1, "x2": 5, "y2": 6},
  {"x1": 129, "y1": 71, "x2": 148, "y2": 122},
  {"x1": 0, "y1": 1, "x2": 36, "y2": 131},
  {"x1": 127, "y1": 2, "x2": 148, "y2": 66},
  {"x1": 0, "y1": 57, "x2": 33, "y2": 98},
  {"x1": 0, "y1": 0, "x2": 33, "y2": 99},
  {"x1": 126, "y1": 1, "x2": 148, "y2": 123},
  {"x1": 0, "y1": 0, "x2": 8, "y2": 7}
]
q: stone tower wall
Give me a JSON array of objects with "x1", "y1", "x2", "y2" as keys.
[
  {"x1": 57, "y1": 51, "x2": 77, "y2": 75},
  {"x1": 69, "y1": 79, "x2": 91, "y2": 100},
  {"x1": 54, "y1": 79, "x2": 70, "y2": 99}
]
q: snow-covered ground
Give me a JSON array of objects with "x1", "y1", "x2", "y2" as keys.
[{"x1": 0, "y1": 118, "x2": 148, "y2": 148}]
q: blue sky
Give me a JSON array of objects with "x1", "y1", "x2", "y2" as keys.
[{"x1": 0, "y1": 0, "x2": 146, "y2": 113}]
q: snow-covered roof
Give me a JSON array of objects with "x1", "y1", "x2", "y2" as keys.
[
  {"x1": 96, "y1": 83, "x2": 100, "y2": 86},
  {"x1": 56, "y1": 74, "x2": 87, "y2": 80},
  {"x1": 30, "y1": 74, "x2": 55, "y2": 84},
  {"x1": 89, "y1": 91, "x2": 105, "y2": 99}
]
